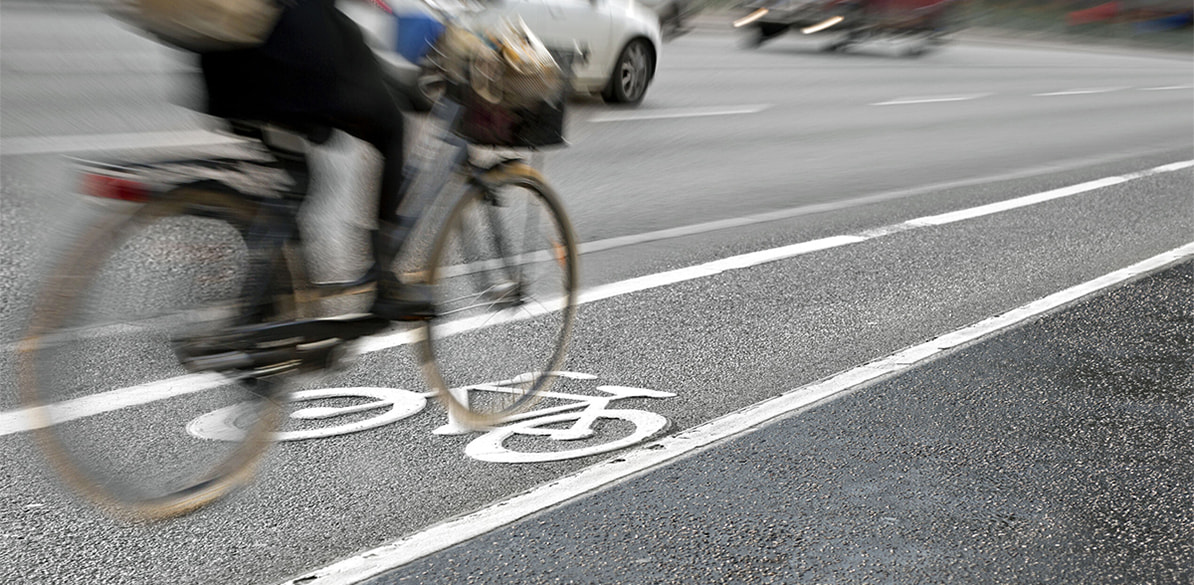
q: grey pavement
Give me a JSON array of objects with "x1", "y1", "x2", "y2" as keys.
[{"x1": 363, "y1": 260, "x2": 1194, "y2": 584}]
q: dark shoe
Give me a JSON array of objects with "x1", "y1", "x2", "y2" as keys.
[{"x1": 370, "y1": 278, "x2": 435, "y2": 321}]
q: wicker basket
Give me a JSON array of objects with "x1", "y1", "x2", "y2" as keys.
[
  {"x1": 450, "y1": 78, "x2": 567, "y2": 149},
  {"x1": 433, "y1": 24, "x2": 574, "y2": 148}
]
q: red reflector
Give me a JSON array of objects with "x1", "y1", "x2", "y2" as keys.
[{"x1": 83, "y1": 174, "x2": 149, "y2": 202}]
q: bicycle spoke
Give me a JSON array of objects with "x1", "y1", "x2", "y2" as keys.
[{"x1": 21, "y1": 192, "x2": 286, "y2": 519}]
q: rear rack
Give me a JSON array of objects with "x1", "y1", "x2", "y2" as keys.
[{"x1": 70, "y1": 150, "x2": 293, "y2": 199}]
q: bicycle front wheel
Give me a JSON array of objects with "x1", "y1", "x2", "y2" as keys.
[
  {"x1": 18, "y1": 187, "x2": 292, "y2": 519},
  {"x1": 420, "y1": 163, "x2": 579, "y2": 427}
]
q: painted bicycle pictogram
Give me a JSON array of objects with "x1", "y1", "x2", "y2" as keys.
[{"x1": 186, "y1": 371, "x2": 675, "y2": 463}]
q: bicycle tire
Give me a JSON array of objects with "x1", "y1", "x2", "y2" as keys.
[
  {"x1": 18, "y1": 186, "x2": 295, "y2": 519},
  {"x1": 419, "y1": 162, "x2": 579, "y2": 427}
]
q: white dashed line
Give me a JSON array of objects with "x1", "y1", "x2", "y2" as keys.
[
  {"x1": 1033, "y1": 87, "x2": 1128, "y2": 96},
  {"x1": 1, "y1": 107, "x2": 775, "y2": 156},
  {"x1": 588, "y1": 104, "x2": 772, "y2": 122},
  {"x1": 4, "y1": 83, "x2": 1183, "y2": 156},
  {"x1": 871, "y1": 94, "x2": 991, "y2": 106}
]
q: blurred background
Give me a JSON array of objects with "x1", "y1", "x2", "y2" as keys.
[{"x1": 963, "y1": 0, "x2": 1192, "y2": 51}]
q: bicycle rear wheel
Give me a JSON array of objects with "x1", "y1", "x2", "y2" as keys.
[
  {"x1": 420, "y1": 163, "x2": 579, "y2": 427},
  {"x1": 19, "y1": 187, "x2": 293, "y2": 519}
]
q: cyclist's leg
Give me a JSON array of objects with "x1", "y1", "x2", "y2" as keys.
[{"x1": 311, "y1": 8, "x2": 433, "y2": 319}]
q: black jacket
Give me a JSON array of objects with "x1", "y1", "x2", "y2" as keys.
[{"x1": 199, "y1": 0, "x2": 389, "y2": 124}]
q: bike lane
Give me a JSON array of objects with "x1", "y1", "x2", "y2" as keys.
[{"x1": 350, "y1": 260, "x2": 1193, "y2": 584}]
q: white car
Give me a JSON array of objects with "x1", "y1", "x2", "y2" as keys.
[{"x1": 344, "y1": 0, "x2": 661, "y2": 108}]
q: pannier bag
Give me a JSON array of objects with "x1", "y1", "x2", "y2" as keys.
[{"x1": 108, "y1": 0, "x2": 283, "y2": 52}]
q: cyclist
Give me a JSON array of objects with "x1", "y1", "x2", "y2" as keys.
[{"x1": 198, "y1": 0, "x2": 434, "y2": 320}]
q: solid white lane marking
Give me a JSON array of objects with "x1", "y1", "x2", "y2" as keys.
[
  {"x1": 2, "y1": 159, "x2": 1191, "y2": 437},
  {"x1": 278, "y1": 241, "x2": 1194, "y2": 585},
  {"x1": 0, "y1": 373, "x2": 226, "y2": 436},
  {"x1": 573, "y1": 147, "x2": 1194, "y2": 255},
  {"x1": 1033, "y1": 87, "x2": 1127, "y2": 96},
  {"x1": 578, "y1": 235, "x2": 865, "y2": 305},
  {"x1": 588, "y1": 104, "x2": 772, "y2": 123},
  {"x1": 871, "y1": 94, "x2": 990, "y2": 106},
  {"x1": 905, "y1": 160, "x2": 1194, "y2": 227},
  {"x1": 0, "y1": 130, "x2": 242, "y2": 156}
]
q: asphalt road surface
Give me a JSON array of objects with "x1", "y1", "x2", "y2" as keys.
[
  {"x1": 1, "y1": 5, "x2": 1191, "y2": 585},
  {"x1": 361, "y1": 259, "x2": 1193, "y2": 585}
]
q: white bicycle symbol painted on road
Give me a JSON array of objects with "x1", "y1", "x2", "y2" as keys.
[{"x1": 187, "y1": 372, "x2": 675, "y2": 463}]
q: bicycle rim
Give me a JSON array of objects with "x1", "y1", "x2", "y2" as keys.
[
  {"x1": 19, "y1": 190, "x2": 289, "y2": 519},
  {"x1": 420, "y1": 167, "x2": 579, "y2": 427}
]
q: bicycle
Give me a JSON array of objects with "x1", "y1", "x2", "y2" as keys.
[{"x1": 18, "y1": 36, "x2": 582, "y2": 519}]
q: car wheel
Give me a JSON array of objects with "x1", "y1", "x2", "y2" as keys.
[{"x1": 602, "y1": 39, "x2": 653, "y2": 105}]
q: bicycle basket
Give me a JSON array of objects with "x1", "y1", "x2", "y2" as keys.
[
  {"x1": 451, "y1": 79, "x2": 567, "y2": 148},
  {"x1": 436, "y1": 21, "x2": 574, "y2": 148}
]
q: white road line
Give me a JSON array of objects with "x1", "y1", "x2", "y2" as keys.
[
  {"x1": 278, "y1": 240, "x2": 1194, "y2": 585},
  {"x1": 1033, "y1": 87, "x2": 1127, "y2": 97},
  {"x1": 871, "y1": 94, "x2": 990, "y2": 106},
  {"x1": 574, "y1": 147, "x2": 1194, "y2": 255},
  {"x1": 1138, "y1": 85, "x2": 1194, "y2": 91},
  {"x1": 588, "y1": 104, "x2": 772, "y2": 123},
  {"x1": 2, "y1": 106, "x2": 772, "y2": 155},
  {"x1": 3, "y1": 159, "x2": 1190, "y2": 438},
  {"x1": 905, "y1": 160, "x2": 1194, "y2": 226},
  {"x1": 0, "y1": 373, "x2": 227, "y2": 435},
  {"x1": 0, "y1": 130, "x2": 242, "y2": 156}
]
